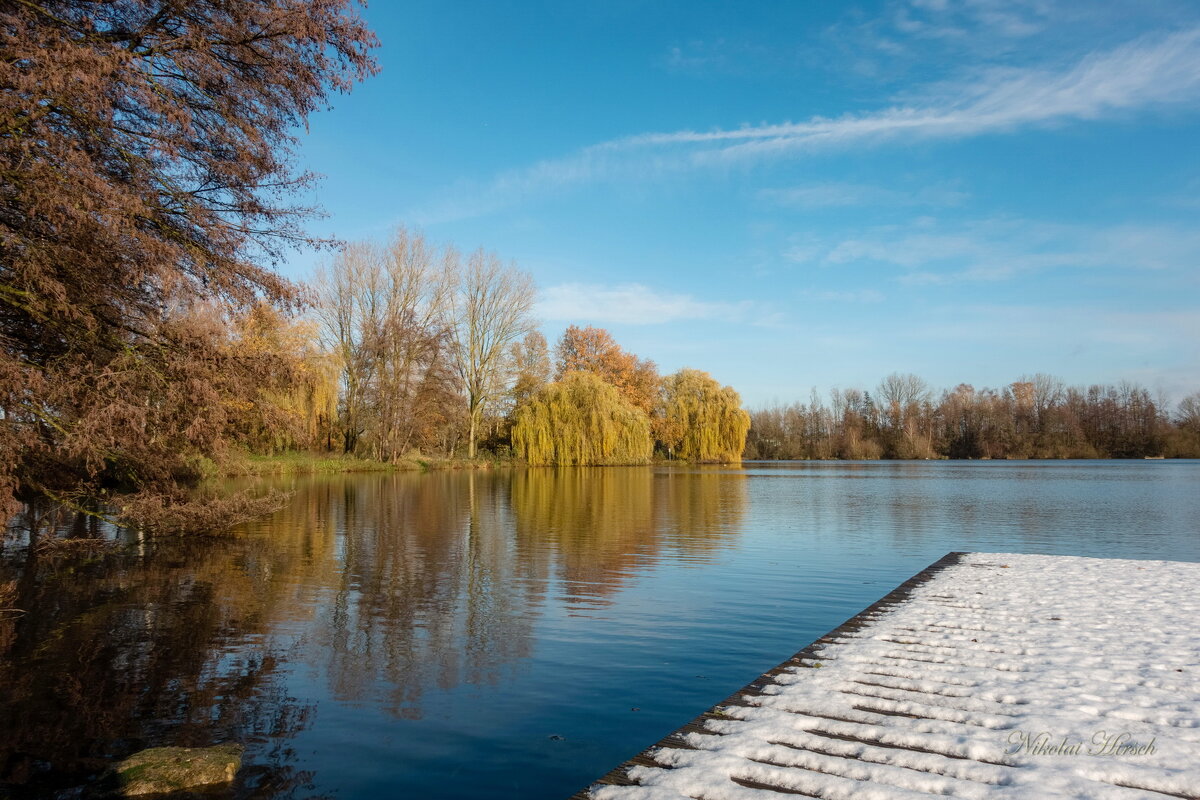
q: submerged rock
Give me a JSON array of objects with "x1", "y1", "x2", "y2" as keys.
[{"x1": 112, "y1": 744, "x2": 243, "y2": 797}]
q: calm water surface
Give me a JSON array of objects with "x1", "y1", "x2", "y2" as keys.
[{"x1": 2, "y1": 461, "x2": 1197, "y2": 798}]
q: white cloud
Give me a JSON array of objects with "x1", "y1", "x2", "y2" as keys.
[
  {"x1": 662, "y1": 39, "x2": 729, "y2": 73},
  {"x1": 823, "y1": 0, "x2": 1185, "y2": 79},
  {"x1": 914, "y1": 305, "x2": 1198, "y2": 344},
  {"x1": 537, "y1": 283, "x2": 752, "y2": 325}
]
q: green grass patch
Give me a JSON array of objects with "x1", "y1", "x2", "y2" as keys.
[
  {"x1": 224, "y1": 452, "x2": 411, "y2": 476},
  {"x1": 221, "y1": 451, "x2": 511, "y2": 476}
]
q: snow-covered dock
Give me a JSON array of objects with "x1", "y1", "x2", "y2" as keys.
[{"x1": 573, "y1": 552, "x2": 1200, "y2": 800}]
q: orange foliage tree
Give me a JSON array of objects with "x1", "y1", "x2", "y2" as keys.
[{"x1": 553, "y1": 326, "x2": 659, "y2": 416}]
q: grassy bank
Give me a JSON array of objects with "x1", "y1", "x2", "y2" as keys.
[{"x1": 220, "y1": 451, "x2": 506, "y2": 477}]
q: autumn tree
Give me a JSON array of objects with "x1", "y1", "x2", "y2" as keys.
[
  {"x1": 511, "y1": 372, "x2": 653, "y2": 466},
  {"x1": 744, "y1": 394, "x2": 836, "y2": 460},
  {"x1": 1167, "y1": 392, "x2": 1200, "y2": 457},
  {"x1": 314, "y1": 242, "x2": 376, "y2": 455},
  {"x1": 830, "y1": 388, "x2": 883, "y2": 459},
  {"x1": 1178, "y1": 393, "x2": 1200, "y2": 433},
  {"x1": 509, "y1": 331, "x2": 551, "y2": 410},
  {"x1": 554, "y1": 326, "x2": 659, "y2": 415},
  {"x1": 0, "y1": 1, "x2": 377, "y2": 524},
  {"x1": 876, "y1": 372, "x2": 934, "y2": 458},
  {"x1": 227, "y1": 304, "x2": 339, "y2": 454},
  {"x1": 745, "y1": 373, "x2": 1200, "y2": 461},
  {"x1": 366, "y1": 230, "x2": 459, "y2": 461},
  {"x1": 657, "y1": 369, "x2": 750, "y2": 463},
  {"x1": 314, "y1": 230, "x2": 459, "y2": 461},
  {"x1": 452, "y1": 251, "x2": 537, "y2": 458}
]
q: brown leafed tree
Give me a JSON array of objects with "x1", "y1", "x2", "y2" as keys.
[
  {"x1": 313, "y1": 241, "x2": 376, "y2": 456},
  {"x1": 0, "y1": 2, "x2": 378, "y2": 525},
  {"x1": 368, "y1": 230, "x2": 460, "y2": 461}
]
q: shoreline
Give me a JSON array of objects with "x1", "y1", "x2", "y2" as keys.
[
  {"x1": 223, "y1": 453, "x2": 1197, "y2": 478},
  {"x1": 219, "y1": 452, "x2": 504, "y2": 477}
]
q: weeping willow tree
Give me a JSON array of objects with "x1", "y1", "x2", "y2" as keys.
[
  {"x1": 657, "y1": 368, "x2": 751, "y2": 463},
  {"x1": 230, "y1": 305, "x2": 341, "y2": 453},
  {"x1": 287, "y1": 349, "x2": 342, "y2": 451},
  {"x1": 512, "y1": 371, "x2": 653, "y2": 465}
]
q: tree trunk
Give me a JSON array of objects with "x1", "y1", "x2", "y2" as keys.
[{"x1": 467, "y1": 407, "x2": 478, "y2": 459}]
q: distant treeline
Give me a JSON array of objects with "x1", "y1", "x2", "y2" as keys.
[{"x1": 746, "y1": 374, "x2": 1200, "y2": 460}]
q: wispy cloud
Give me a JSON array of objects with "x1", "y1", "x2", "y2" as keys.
[
  {"x1": 759, "y1": 181, "x2": 967, "y2": 209},
  {"x1": 621, "y1": 28, "x2": 1200, "y2": 159},
  {"x1": 537, "y1": 283, "x2": 753, "y2": 326},
  {"x1": 914, "y1": 304, "x2": 1199, "y2": 345},
  {"x1": 821, "y1": 0, "x2": 1183, "y2": 79},
  {"x1": 790, "y1": 217, "x2": 1200, "y2": 282},
  {"x1": 891, "y1": 0, "x2": 1054, "y2": 41},
  {"x1": 802, "y1": 288, "x2": 886, "y2": 304},
  {"x1": 1159, "y1": 174, "x2": 1200, "y2": 210},
  {"x1": 418, "y1": 28, "x2": 1200, "y2": 221},
  {"x1": 662, "y1": 39, "x2": 737, "y2": 74},
  {"x1": 660, "y1": 38, "x2": 788, "y2": 77}
]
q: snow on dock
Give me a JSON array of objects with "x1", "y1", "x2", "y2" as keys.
[{"x1": 573, "y1": 552, "x2": 1200, "y2": 800}]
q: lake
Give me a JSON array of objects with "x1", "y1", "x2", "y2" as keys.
[{"x1": 1, "y1": 461, "x2": 1197, "y2": 799}]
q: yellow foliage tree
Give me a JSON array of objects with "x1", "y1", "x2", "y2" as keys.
[
  {"x1": 232, "y1": 304, "x2": 340, "y2": 453},
  {"x1": 657, "y1": 368, "x2": 750, "y2": 463},
  {"x1": 512, "y1": 371, "x2": 653, "y2": 465}
]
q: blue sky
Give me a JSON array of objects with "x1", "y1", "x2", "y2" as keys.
[{"x1": 286, "y1": 0, "x2": 1200, "y2": 407}]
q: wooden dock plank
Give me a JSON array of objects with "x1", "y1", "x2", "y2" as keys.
[
  {"x1": 567, "y1": 552, "x2": 967, "y2": 800},
  {"x1": 568, "y1": 552, "x2": 1200, "y2": 800}
]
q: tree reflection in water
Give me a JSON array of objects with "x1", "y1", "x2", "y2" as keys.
[
  {"x1": 304, "y1": 470, "x2": 539, "y2": 716},
  {"x1": 0, "y1": 467, "x2": 748, "y2": 798},
  {"x1": 0, "y1": 507, "x2": 316, "y2": 798},
  {"x1": 509, "y1": 467, "x2": 747, "y2": 610}
]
